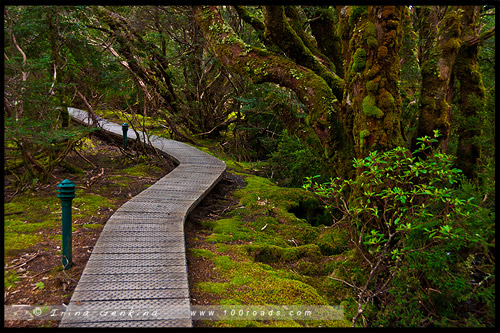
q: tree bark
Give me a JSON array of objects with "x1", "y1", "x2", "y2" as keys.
[
  {"x1": 413, "y1": 6, "x2": 463, "y2": 152},
  {"x1": 453, "y1": 6, "x2": 487, "y2": 179},
  {"x1": 304, "y1": 6, "x2": 345, "y2": 79},
  {"x1": 262, "y1": 6, "x2": 344, "y2": 101},
  {"x1": 344, "y1": 6, "x2": 405, "y2": 159}
]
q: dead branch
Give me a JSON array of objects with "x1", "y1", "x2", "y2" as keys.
[
  {"x1": 73, "y1": 147, "x2": 97, "y2": 169},
  {"x1": 85, "y1": 167, "x2": 105, "y2": 188},
  {"x1": 75, "y1": 88, "x2": 99, "y2": 125},
  {"x1": 4, "y1": 251, "x2": 40, "y2": 270}
]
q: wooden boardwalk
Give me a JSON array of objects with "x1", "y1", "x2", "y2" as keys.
[{"x1": 59, "y1": 108, "x2": 226, "y2": 327}]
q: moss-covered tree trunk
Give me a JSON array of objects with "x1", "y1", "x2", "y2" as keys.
[
  {"x1": 343, "y1": 6, "x2": 405, "y2": 159},
  {"x1": 453, "y1": 6, "x2": 487, "y2": 179},
  {"x1": 412, "y1": 6, "x2": 463, "y2": 152},
  {"x1": 304, "y1": 6, "x2": 345, "y2": 79}
]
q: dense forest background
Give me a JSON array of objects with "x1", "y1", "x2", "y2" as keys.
[{"x1": 4, "y1": 5, "x2": 495, "y2": 327}]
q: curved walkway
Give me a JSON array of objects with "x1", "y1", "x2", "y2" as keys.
[{"x1": 59, "y1": 108, "x2": 226, "y2": 327}]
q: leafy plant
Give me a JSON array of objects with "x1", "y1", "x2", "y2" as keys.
[
  {"x1": 304, "y1": 131, "x2": 495, "y2": 327},
  {"x1": 269, "y1": 131, "x2": 327, "y2": 187}
]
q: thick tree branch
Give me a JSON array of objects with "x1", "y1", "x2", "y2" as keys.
[
  {"x1": 194, "y1": 5, "x2": 343, "y2": 148},
  {"x1": 303, "y1": 6, "x2": 345, "y2": 78},
  {"x1": 233, "y1": 6, "x2": 266, "y2": 41},
  {"x1": 283, "y1": 6, "x2": 333, "y2": 70},
  {"x1": 262, "y1": 6, "x2": 344, "y2": 100},
  {"x1": 5, "y1": 7, "x2": 28, "y2": 119},
  {"x1": 476, "y1": 26, "x2": 495, "y2": 45},
  {"x1": 95, "y1": 6, "x2": 180, "y2": 113},
  {"x1": 75, "y1": 88, "x2": 99, "y2": 125}
]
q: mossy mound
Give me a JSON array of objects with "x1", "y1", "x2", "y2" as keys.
[
  {"x1": 190, "y1": 173, "x2": 353, "y2": 327},
  {"x1": 362, "y1": 95, "x2": 384, "y2": 118},
  {"x1": 246, "y1": 243, "x2": 321, "y2": 264}
]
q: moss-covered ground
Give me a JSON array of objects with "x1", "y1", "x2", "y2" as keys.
[{"x1": 185, "y1": 152, "x2": 354, "y2": 327}]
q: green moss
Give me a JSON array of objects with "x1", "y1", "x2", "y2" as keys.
[
  {"x1": 359, "y1": 129, "x2": 371, "y2": 150},
  {"x1": 377, "y1": 46, "x2": 388, "y2": 58},
  {"x1": 378, "y1": 90, "x2": 395, "y2": 109},
  {"x1": 349, "y1": 6, "x2": 368, "y2": 27},
  {"x1": 362, "y1": 95, "x2": 384, "y2": 118},
  {"x1": 231, "y1": 275, "x2": 253, "y2": 286},
  {"x1": 186, "y1": 168, "x2": 353, "y2": 326},
  {"x1": 384, "y1": 30, "x2": 398, "y2": 47},
  {"x1": 364, "y1": 21, "x2": 378, "y2": 49},
  {"x1": 4, "y1": 233, "x2": 43, "y2": 256},
  {"x1": 206, "y1": 217, "x2": 254, "y2": 243},
  {"x1": 190, "y1": 248, "x2": 216, "y2": 259},
  {"x1": 106, "y1": 175, "x2": 130, "y2": 187},
  {"x1": 247, "y1": 243, "x2": 321, "y2": 264},
  {"x1": 365, "y1": 64, "x2": 381, "y2": 79},
  {"x1": 4, "y1": 270, "x2": 19, "y2": 290},
  {"x1": 121, "y1": 164, "x2": 162, "y2": 177},
  {"x1": 364, "y1": 20, "x2": 376, "y2": 36},
  {"x1": 214, "y1": 256, "x2": 237, "y2": 271},
  {"x1": 4, "y1": 196, "x2": 60, "y2": 255},
  {"x1": 443, "y1": 38, "x2": 461, "y2": 53},
  {"x1": 4, "y1": 188, "x2": 117, "y2": 256},
  {"x1": 316, "y1": 230, "x2": 350, "y2": 256},
  {"x1": 72, "y1": 193, "x2": 116, "y2": 221},
  {"x1": 351, "y1": 48, "x2": 367, "y2": 72},
  {"x1": 193, "y1": 252, "x2": 333, "y2": 310},
  {"x1": 297, "y1": 261, "x2": 323, "y2": 276},
  {"x1": 197, "y1": 282, "x2": 231, "y2": 294},
  {"x1": 82, "y1": 223, "x2": 103, "y2": 229},
  {"x1": 367, "y1": 36, "x2": 378, "y2": 49},
  {"x1": 366, "y1": 78, "x2": 380, "y2": 93},
  {"x1": 359, "y1": 129, "x2": 371, "y2": 140}
]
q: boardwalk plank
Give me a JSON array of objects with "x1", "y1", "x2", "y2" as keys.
[{"x1": 59, "y1": 108, "x2": 226, "y2": 328}]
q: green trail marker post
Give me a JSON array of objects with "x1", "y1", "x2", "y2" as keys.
[
  {"x1": 122, "y1": 123, "x2": 129, "y2": 149},
  {"x1": 57, "y1": 179, "x2": 76, "y2": 270}
]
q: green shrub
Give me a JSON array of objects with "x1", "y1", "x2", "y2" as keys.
[
  {"x1": 304, "y1": 131, "x2": 495, "y2": 327},
  {"x1": 268, "y1": 131, "x2": 328, "y2": 187}
]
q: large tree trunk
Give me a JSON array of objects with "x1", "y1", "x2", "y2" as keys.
[
  {"x1": 304, "y1": 6, "x2": 345, "y2": 79},
  {"x1": 343, "y1": 6, "x2": 405, "y2": 159},
  {"x1": 412, "y1": 6, "x2": 463, "y2": 152},
  {"x1": 453, "y1": 6, "x2": 487, "y2": 179}
]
